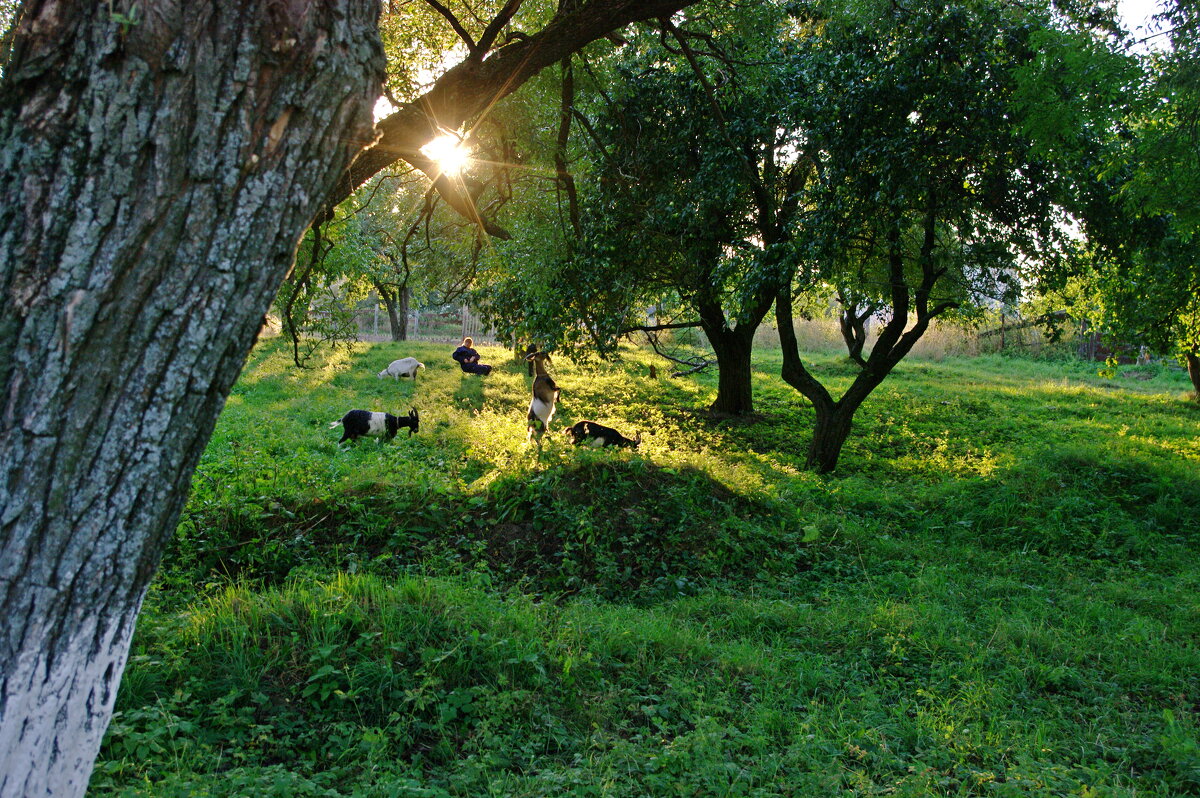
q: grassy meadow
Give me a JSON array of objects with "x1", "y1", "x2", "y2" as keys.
[{"x1": 91, "y1": 338, "x2": 1200, "y2": 796}]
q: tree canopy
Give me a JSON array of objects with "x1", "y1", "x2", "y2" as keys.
[
  {"x1": 475, "y1": 0, "x2": 1118, "y2": 464},
  {"x1": 1075, "y1": 0, "x2": 1200, "y2": 394}
]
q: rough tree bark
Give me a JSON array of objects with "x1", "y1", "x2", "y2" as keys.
[{"x1": 0, "y1": 2, "x2": 384, "y2": 795}]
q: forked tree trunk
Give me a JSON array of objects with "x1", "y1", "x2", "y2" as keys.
[
  {"x1": 777, "y1": 286, "x2": 926, "y2": 473},
  {"x1": 775, "y1": 200, "x2": 957, "y2": 473},
  {"x1": 377, "y1": 283, "x2": 409, "y2": 341},
  {"x1": 839, "y1": 311, "x2": 866, "y2": 365},
  {"x1": 838, "y1": 304, "x2": 870, "y2": 367},
  {"x1": 696, "y1": 266, "x2": 770, "y2": 416},
  {"x1": 0, "y1": 3, "x2": 384, "y2": 795}
]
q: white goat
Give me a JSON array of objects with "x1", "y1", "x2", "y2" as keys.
[{"x1": 377, "y1": 357, "x2": 425, "y2": 381}]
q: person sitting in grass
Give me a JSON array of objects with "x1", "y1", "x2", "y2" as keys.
[{"x1": 452, "y1": 336, "x2": 493, "y2": 375}]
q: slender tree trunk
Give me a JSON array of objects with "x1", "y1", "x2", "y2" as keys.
[
  {"x1": 554, "y1": 57, "x2": 581, "y2": 236},
  {"x1": 399, "y1": 286, "x2": 410, "y2": 341},
  {"x1": 383, "y1": 291, "x2": 403, "y2": 340},
  {"x1": 1187, "y1": 348, "x2": 1200, "y2": 399},
  {"x1": 0, "y1": 4, "x2": 384, "y2": 796}
]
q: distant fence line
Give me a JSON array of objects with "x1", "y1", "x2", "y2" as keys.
[
  {"x1": 976, "y1": 311, "x2": 1148, "y2": 363},
  {"x1": 351, "y1": 310, "x2": 1058, "y2": 356},
  {"x1": 343, "y1": 304, "x2": 1140, "y2": 362},
  {"x1": 354, "y1": 305, "x2": 499, "y2": 344},
  {"x1": 974, "y1": 311, "x2": 1068, "y2": 356}
]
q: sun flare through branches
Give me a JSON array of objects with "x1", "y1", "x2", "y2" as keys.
[{"x1": 420, "y1": 133, "x2": 470, "y2": 177}]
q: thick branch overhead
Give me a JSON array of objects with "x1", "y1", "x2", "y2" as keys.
[{"x1": 335, "y1": 0, "x2": 704, "y2": 232}]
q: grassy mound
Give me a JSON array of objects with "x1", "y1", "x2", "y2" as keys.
[
  {"x1": 469, "y1": 458, "x2": 808, "y2": 598},
  {"x1": 169, "y1": 455, "x2": 810, "y2": 601}
]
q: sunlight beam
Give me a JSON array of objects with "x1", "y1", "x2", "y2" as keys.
[{"x1": 420, "y1": 133, "x2": 470, "y2": 177}]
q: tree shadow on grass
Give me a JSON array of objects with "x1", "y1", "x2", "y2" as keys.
[{"x1": 454, "y1": 374, "x2": 486, "y2": 413}]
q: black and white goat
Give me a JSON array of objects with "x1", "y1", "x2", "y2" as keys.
[
  {"x1": 331, "y1": 407, "x2": 418, "y2": 443},
  {"x1": 525, "y1": 351, "x2": 559, "y2": 447},
  {"x1": 377, "y1": 357, "x2": 425, "y2": 381},
  {"x1": 564, "y1": 421, "x2": 641, "y2": 449}
]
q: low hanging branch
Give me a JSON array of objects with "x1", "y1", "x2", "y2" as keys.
[
  {"x1": 639, "y1": 328, "x2": 715, "y2": 377},
  {"x1": 619, "y1": 320, "x2": 705, "y2": 334}
]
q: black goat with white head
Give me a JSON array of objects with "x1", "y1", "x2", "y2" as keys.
[
  {"x1": 565, "y1": 421, "x2": 641, "y2": 449},
  {"x1": 331, "y1": 407, "x2": 418, "y2": 443},
  {"x1": 525, "y1": 351, "x2": 559, "y2": 447}
]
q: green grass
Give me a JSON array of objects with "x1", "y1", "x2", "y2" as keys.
[{"x1": 92, "y1": 339, "x2": 1200, "y2": 796}]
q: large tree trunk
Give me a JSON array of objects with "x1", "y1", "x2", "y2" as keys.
[
  {"x1": 0, "y1": 4, "x2": 384, "y2": 796},
  {"x1": 694, "y1": 246, "x2": 772, "y2": 416},
  {"x1": 705, "y1": 327, "x2": 756, "y2": 415},
  {"x1": 808, "y1": 403, "x2": 856, "y2": 473}
]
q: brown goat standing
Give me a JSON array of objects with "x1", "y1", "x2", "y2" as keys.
[{"x1": 526, "y1": 351, "x2": 560, "y2": 447}]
